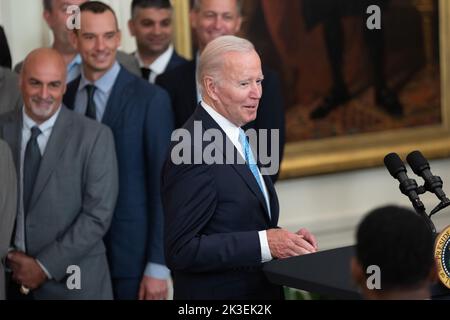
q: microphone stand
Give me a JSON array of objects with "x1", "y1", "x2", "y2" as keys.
[
  {"x1": 410, "y1": 197, "x2": 437, "y2": 235},
  {"x1": 398, "y1": 177, "x2": 437, "y2": 234}
]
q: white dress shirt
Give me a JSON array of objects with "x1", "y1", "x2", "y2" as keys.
[
  {"x1": 201, "y1": 101, "x2": 273, "y2": 263},
  {"x1": 135, "y1": 45, "x2": 174, "y2": 83}
]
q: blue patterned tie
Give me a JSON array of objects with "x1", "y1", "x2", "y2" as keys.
[{"x1": 239, "y1": 129, "x2": 271, "y2": 217}]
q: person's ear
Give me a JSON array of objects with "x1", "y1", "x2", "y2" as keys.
[
  {"x1": 43, "y1": 10, "x2": 53, "y2": 28},
  {"x1": 116, "y1": 29, "x2": 122, "y2": 48},
  {"x1": 234, "y1": 16, "x2": 242, "y2": 34},
  {"x1": 68, "y1": 31, "x2": 78, "y2": 51},
  {"x1": 204, "y1": 76, "x2": 219, "y2": 101},
  {"x1": 128, "y1": 19, "x2": 136, "y2": 37},
  {"x1": 190, "y1": 10, "x2": 198, "y2": 29}
]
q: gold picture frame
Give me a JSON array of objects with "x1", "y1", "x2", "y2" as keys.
[{"x1": 172, "y1": 0, "x2": 450, "y2": 179}]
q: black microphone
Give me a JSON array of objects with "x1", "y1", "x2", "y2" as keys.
[
  {"x1": 406, "y1": 151, "x2": 447, "y2": 200},
  {"x1": 384, "y1": 153, "x2": 423, "y2": 208},
  {"x1": 406, "y1": 150, "x2": 450, "y2": 215},
  {"x1": 384, "y1": 152, "x2": 436, "y2": 233}
]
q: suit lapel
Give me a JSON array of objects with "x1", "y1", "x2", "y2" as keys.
[
  {"x1": 101, "y1": 68, "x2": 131, "y2": 128},
  {"x1": 28, "y1": 107, "x2": 72, "y2": 212},
  {"x1": 196, "y1": 106, "x2": 271, "y2": 219},
  {"x1": 63, "y1": 76, "x2": 81, "y2": 110},
  {"x1": 166, "y1": 52, "x2": 177, "y2": 71}
]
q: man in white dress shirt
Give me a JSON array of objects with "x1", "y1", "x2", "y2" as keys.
[
  {"x1": 161, "y1": 35, "x2": 318, "y2": 300},
  {"x1": 128, "y1": 0, "x2": 187, "y2": 83}
]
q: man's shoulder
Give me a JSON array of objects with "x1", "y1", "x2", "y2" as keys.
[
  {"x1": 62, "y1": 106, "x2": 111, "y2": 137},
  {"x1": 0, "y1": 66, "x2": 18, "y2": 82},
  {"x1": 119, "y1": 66, "x2": 168, "y2": 98},
  {"x1": 116, "y1": 50, "x2": 140, "y2": 76},
  {"x1": 157, "y1": 60, "x2": 195, "y2": 85},
  {"x1": 0, "y1": 108, "x2": 19, "y2": 125},
  {"x1": 168, "y1": 51, "x2": 189, "y2": 69}
]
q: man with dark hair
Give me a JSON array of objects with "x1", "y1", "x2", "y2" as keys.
[
  {"x1": 14, "y1": 0, "x2": 140, "y2": 81},
  {"x1": 128, "y1": 0, "x2": 187, "y2": 83},
  {"x1": 156, "y1": 0, "x2": 285, "y2": 182},
  {"x1": 351, "y1": 205, "x2": 437, "y2": 300},
  {"x1": 64, "y1": 1, "x2": 174, "y2": 300}
]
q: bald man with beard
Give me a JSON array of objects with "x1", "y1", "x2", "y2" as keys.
[{"x1": 0, "y1": 48, "x2": 118, "y2": 299}]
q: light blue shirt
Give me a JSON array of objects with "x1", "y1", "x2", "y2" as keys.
[
  {"x1": 72, "y1": 61, "x2": 170, "y2": 280},
  {"x1": 67, "y1": 54, "x2": 82, "y2": 84},
  {"x1": 73, "y1": 61, "x2": 120, "y2": 121}
]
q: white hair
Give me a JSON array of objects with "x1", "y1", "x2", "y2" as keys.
[{"x1": 196, "y1": 35, "x2": 255, "y2": 97}]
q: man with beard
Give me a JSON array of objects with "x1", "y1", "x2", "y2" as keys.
[{"x1": 0, "y1": 48, "x2": 118, "y2": 299}]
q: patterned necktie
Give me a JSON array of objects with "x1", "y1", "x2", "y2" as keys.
[
  {"x1": 85, "y1": 84, "x2": 97, "y2": 120},
  {"x1": 141, "y1": 67, "x2": 151, "y2": 81},
  {"x1": 23, "y1": 126, "x2": 42, "y2": 215},
  {"x1": 239, "y1": 129, "x2": 271, "y2": 217}
]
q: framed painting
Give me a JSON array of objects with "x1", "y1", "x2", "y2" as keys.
[{"x1": 173, "y1": 0, "x2": 450, "y2": 179}]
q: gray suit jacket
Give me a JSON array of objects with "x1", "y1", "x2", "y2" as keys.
[
  {"x1": 0, "y1": 67, "x2": 21, "y2": 116},
  {"x1": 0, "y1": 106, "x2": 118, "y2": 299},
  {"x1": 13, "y1": 50, "x2": 140, "y2": 78},
  {"x1": 0, "y1": 139, "x2": 17, "y2": 300}
]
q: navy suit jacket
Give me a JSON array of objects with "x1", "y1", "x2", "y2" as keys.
[
  {"x1": 162, "y1": 105, "x2": 283, "y2": 300},
  {"x1": 63, "y1": 66, "x2": 174, "y2": 278},
  {"x1": 164, "y1": 51, "x2": 188, "y2": 73},
  {"x1": 156, "y1": 60, "x2": 285, "y2": 182}
]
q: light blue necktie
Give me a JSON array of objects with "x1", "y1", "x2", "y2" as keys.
[{"x1": 239, "y1": 129, "x2": 271, "y2": 217}]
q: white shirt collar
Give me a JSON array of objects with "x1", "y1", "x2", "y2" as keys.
[
  {"x1": 135, "y1": 45, "x2": 174, "y2": 76},
  {"x1": 22, "y1": 105, "x2": 61, "y2": 138},
  {"x1": 201, "y1": 101, "x2": 243, "y2": 156}
]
